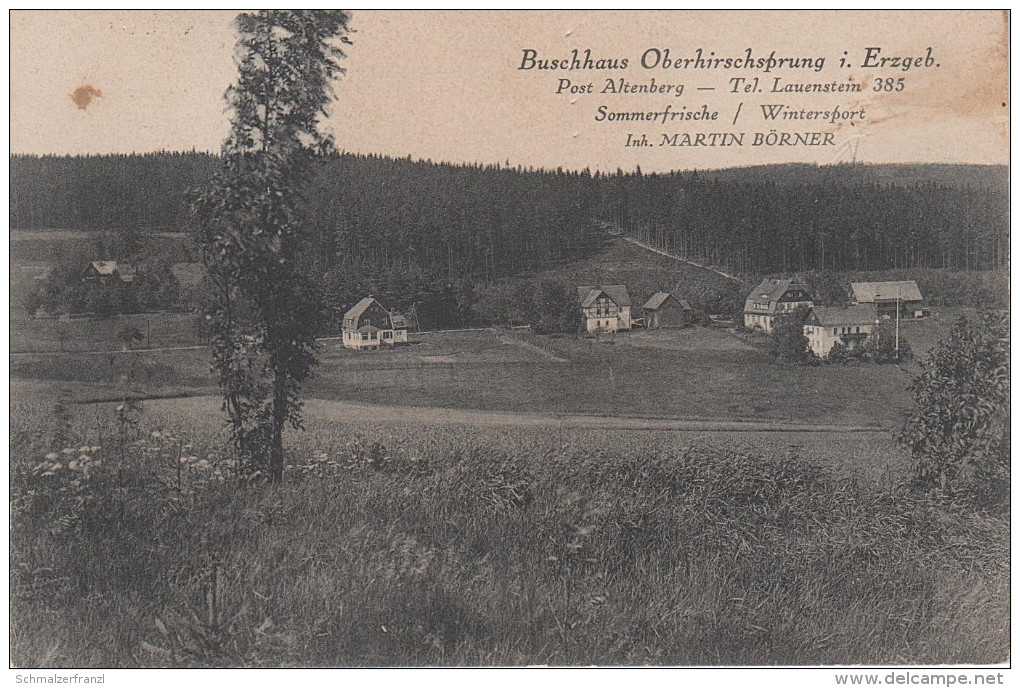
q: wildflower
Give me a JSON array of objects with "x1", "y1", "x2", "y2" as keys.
[
  {"x1": 89, "y1": 446, "x2": 101, "y2": 453},
  {"x1": 79, "y1": 446, "x2": 90, "y2": 453},
  {"x1": 69, "y1": 460, "x2": 78, "y2": 470},
  {"x1": 44, "y1": 452, "x2": 59, "y2": 461},
  {"x1": 151, "y1": 431, "x2": 162, "y2": 439},
  {"x1": 61, "y1": 448, "x2": 76, "y2": 456},
  {"x1": 51, "y1": 463, "x2": 63, "y2": 471}
]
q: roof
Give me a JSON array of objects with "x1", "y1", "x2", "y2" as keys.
[
  {"x1": 807, "y1": 304, "x2": 878, "y2": 327},
  {"x1": 85, "y1": 260, "x2": 134, "y2": 282},
  {"x1": 356, "y1": 325, "x2": 382, "y2": 333},
  {"x1": 89, "y1": 260, "x2": 121, "y2": 276},
  {"x1": 850, "y1": 281, "x2": 922, "y2": 303},
  {"x1": 390, "y1": 313, "x2": 410, "y2": 329},
  {"x1": 343, "y1": 297, "x2": 380, "y2": 322},
  {"x1": 744, "y1": 278, "x2": 812, "y2": 314},
  {"x1": 643, "y1": 291, "x2": 691, "y2": 311},
  {"x1": 577, "y1": 285, "x2": 632, "y2": 308},
  {"x1": 747, "y1": 278, "x2": 810, "y2": 303}
]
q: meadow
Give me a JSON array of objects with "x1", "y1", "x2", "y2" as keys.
[
  {"x1": 12, "y1": 324, "x2": 930, "y2": 428},
  {"x1": 9, "y1": 383, "x2": 1009, "y2": 667},
  {"x1": 8, "y1": 231, "x2": 1004, "y2": 667}
]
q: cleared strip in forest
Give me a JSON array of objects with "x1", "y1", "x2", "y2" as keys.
[{"x1": 620, "y1": 236, "x2": 741, "y2": 283}]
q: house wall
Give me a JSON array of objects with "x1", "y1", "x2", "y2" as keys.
[
  {"x1": 744, "y1": 312, "x2": 776, "y2": 333},
  {"x1": 805, "y1": 323, "x2": 874, "y2": 359},
  {"x1": 648, "y1": 304, "x2": 688, "y2": 329},
  {"x1": 582, "y1": 303, "x2": 631, "y2": 333}
]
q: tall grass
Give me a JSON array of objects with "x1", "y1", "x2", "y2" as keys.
[{"x1": 9, "y1": 396, "x2": 1008, "y2": 666}]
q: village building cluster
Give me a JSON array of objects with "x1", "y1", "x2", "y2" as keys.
[
  {"x1": 338, "y1": 277, "x2": 922, "y2": 360},
  {"x1": 577, "y1": 285, "x2": 693, "y2": 333},
  {"x1": 742, "y1": 277, "x2": 923, "y2": 359}
]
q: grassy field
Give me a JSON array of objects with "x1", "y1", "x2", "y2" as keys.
[
  {"x1": 12, "y1": 326, "x2": 921, "y2": 428},
  {"x1": 9, "y1": 384, "x2": 1009, "y2": 666},
  {"x1": 13, "y1": 317, "x2": 971, "y2": 428}
]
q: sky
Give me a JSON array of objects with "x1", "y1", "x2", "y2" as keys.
[{"x1": 9, "y1": 10, "x2": 1009, "y2": 171}]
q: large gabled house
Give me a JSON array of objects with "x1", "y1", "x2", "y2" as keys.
[
  {"x1": 341, "y1": 296, "x2": 409, "y2": 351},
  {"x1": 642, "y1": 291, "x2": 692, "y2": 329},
  {"x1": 743, "y1": 278, "x2": 813, "y2": 333},
  {"x1": 577, "y1": 285, "x2": 632, "y2": 333},
  {"x1": 849, "y1": 281, "x2": 922, "y2": 319},
  {"x1": 803, "y1": 304, "x2": 878, "y2": 359}
]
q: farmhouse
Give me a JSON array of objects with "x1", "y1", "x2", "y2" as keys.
[
  {"x1": 341, "y1": 297, "x2": 409, "y2": 351},
  {"x1": 804, "y1": 304, "x2": 878, "y2": 359},
  {"x1": 850, "y1": 281, "x2": 922, "y2": 319},
  {"x1": 642, "y1": 291, "x2": 692, "y2": 329},
  {"x1": 82, "y1": 260, "x2": 134, "y2": 284},
  {"x1": 743, "y1": 278, "x2": 813, "y2": 333},
  {"x1": 577, "y1": 285, "x2": 632, "y2": 333}
]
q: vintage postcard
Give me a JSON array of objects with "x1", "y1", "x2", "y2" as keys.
[{"x1": 8, "y1": 10, "x2": 1009, "y2": 679}]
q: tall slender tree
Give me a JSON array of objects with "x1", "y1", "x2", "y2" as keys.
[{"x1": 193, "y1": 10, "x2": 352, "y2": 483}]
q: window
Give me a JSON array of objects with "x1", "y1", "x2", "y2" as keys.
[
  {"x1": 361, "y1": 332, "x2": 368, "y2": 341},
  {"x1": 855, "y1": 326, "x2": 860, "y2": 334},
  {"x1": 383, "y1": 331, "x2": 392, "y2": 340},
  {"x1": 833, "y1": 328, "x2": 837, "y2": 335}
]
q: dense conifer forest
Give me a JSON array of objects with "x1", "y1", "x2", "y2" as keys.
[{"x1": 10, "y1": 152, "x2": 1008, "y2": 281}]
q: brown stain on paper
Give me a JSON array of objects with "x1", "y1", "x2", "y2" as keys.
[{"x1": 70, "y1": 84, "x2": 103, "y2": 110}]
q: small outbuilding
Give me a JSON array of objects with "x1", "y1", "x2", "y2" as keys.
[
  {"x1": 82, "y1": 260, "x2": 134, "y2": 284},
  {"x1": 642, "y1": 291, "x2": 692, "y2": 329}
]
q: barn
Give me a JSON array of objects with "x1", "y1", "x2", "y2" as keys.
[
  {"x1": 642, "y1": 291, "x2": 692, "y2": 329},
  {"x1": 849, "y1": 281, "x2": 923, "y2": 319}
]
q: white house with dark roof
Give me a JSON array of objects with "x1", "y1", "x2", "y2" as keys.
[
  {"x1": 577, "y1": 285, "x2": 632, "y2": 333},
  {"x1": 849, "y1": 281, "x2": 922, "y2": 319},
  {"x1": 341, "y1": 296, "x2": 409, "y2": 350},
  {"x1": 803, "y1": 304, "x2": 878, "y2": 359},
  {"x1": 743, "y1": 278, "x2": 813, "y2": 333}
]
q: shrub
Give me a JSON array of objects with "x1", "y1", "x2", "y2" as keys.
[
  {"x1": 766, "y1": 305, "x2": 813, "y2": 363},
  {"x1": 899, "y1": 312, "x2": 1009, "y2": 508}
]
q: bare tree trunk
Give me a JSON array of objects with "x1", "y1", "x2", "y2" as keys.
[{"x1": 270, "y1": 369, "x2": 287, "y2": 483}]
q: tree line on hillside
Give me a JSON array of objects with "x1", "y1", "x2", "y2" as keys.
[
  {"x1": 10, "y1": 153, "x2": 1008, "y2": 283},
  {"x1": 620, "y1": 170, "x2": 1008, "y2": 274}
]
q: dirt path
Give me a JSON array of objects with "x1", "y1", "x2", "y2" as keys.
[
  {"x1": 136, "y1": 394, "x2": 887, "y2": 435},
  {"x1": 620, "y1": 236, "x2": 741, "y2": 283}
]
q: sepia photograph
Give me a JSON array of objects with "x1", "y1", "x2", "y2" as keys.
[{"x1": 7, "y1": 9, "x2": 1010, "y2": 676}]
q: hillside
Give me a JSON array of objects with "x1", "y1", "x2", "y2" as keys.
[{"x1": 10, "y1": 154, "x2": 1009, "y2": 283}]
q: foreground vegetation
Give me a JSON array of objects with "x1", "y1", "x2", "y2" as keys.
[{"x1": 10, "y1": 391, "x2": 1008, "y2": 667}]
